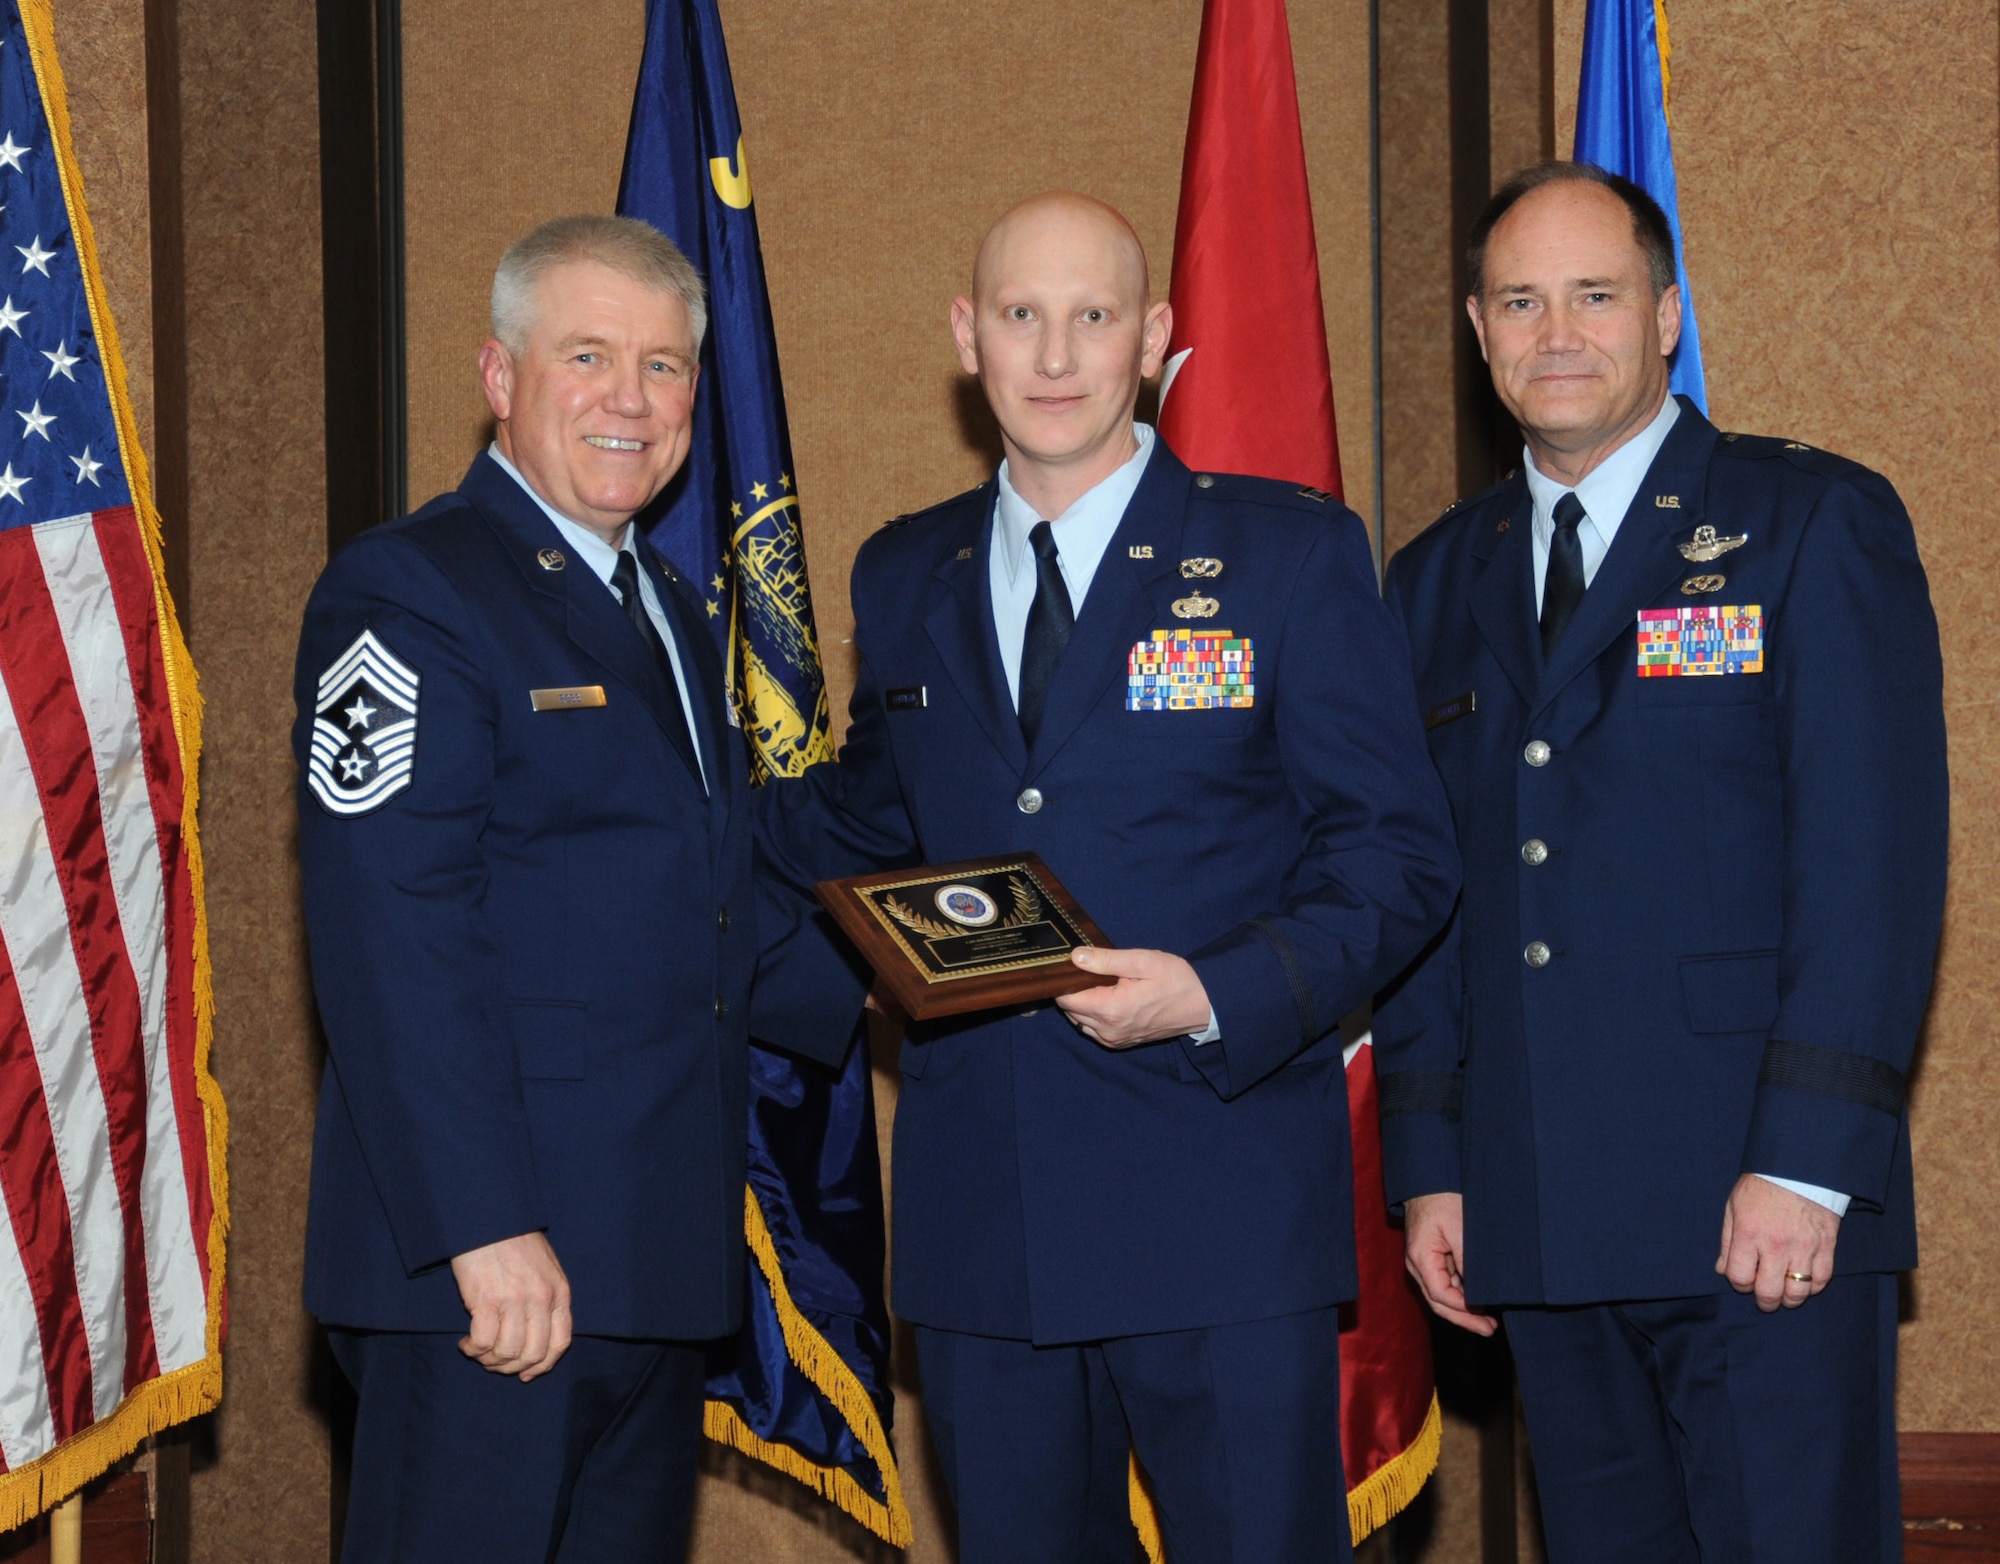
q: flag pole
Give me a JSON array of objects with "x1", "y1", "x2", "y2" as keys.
[{"x1": 49, "y1": 1493, "x2": 82, "y2": 1564}]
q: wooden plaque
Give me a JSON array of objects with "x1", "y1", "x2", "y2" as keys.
[{"x1": 814, "y1": 853, "x2": 1116, "y2": 1021}]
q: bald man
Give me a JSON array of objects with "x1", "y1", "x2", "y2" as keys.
[{"x1": 765, "y1": 193, "x2": 1458, "y2": 1561}]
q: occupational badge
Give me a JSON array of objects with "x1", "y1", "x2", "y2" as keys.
[
  {"x1": 308, "y1": 628, "x2": 420, "y2": 816},
  {"x1": 1680, "y1": 574, "x2": 1726, "y2": 595},
  {"x1": 1678, "y1": 525, "x2": 1748, "y2": 563},
  {"x1": 1128, "y1": 629, "x2": 1254, "y2": 710},
  {"x1": 1179, "y1": 557, "x2": 1223, "y2": 579},
  {"x1": 1636, "y1": 605, "x2": 1765, "y2": 677},
  {"x1": 1171, "y1": 593, "x2": 1220, "y2": 619}
]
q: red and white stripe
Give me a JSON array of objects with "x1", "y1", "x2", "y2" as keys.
[{"x1": 0, "y1": 507, "x2": 212, "y2": 1472}]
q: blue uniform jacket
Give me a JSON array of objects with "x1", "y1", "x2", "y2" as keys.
[
  {"x1": 1375, "y1": 400, "x2": 1947, "y2": 1307},
  {"x1": 294, "y1": 453, "x2": 857, "y2": 1338},
  {"x1": 764, "y1": 442, "x2": 1460, "y2": 1343}
]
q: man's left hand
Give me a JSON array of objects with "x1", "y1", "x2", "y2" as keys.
[
  {"x1": 1716, "y1": 1173, "x2": 1840, "y2": 1312},
  {"x1": 1058, "y1": 947, "x2": 1211, "y2": 1049}
]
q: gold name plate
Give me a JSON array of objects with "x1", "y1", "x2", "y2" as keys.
[
  {"x1": 815, "y1": 853, "x2": 1115, "y2": 1021},
  {"x1": 529, "y1": 685, "x2": 607, "y2": 711}
]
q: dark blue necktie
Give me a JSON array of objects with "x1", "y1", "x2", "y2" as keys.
[
  {"x1": 1541, "y1": 491, "x2": 1587, "y2": 659},
  {"x1": 611, "y1": 549, "x2": 702, "y2": 786},
  {"x1": 1017, "y1": 521, "x2": 1074, "y2": 745}
]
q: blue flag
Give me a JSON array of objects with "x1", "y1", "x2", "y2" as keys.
[
  {"x1": 1575, "y1": 0, "x2": 1707, "y2": 410},
  {"x1": 618, "y1": 0, "x2": 909, "y2": 1544}
]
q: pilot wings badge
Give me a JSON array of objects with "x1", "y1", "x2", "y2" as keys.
[
  {"x1": 1678, "y1": 524, "x2": 1749, "y2": 563},
  {"x1": 308, "y1": 628, "x2": 420, "y2": 817}
]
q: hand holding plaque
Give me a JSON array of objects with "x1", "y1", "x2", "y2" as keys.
[{"x1": 814, "y1": 853, "x2": 1116, "y2": 1021}]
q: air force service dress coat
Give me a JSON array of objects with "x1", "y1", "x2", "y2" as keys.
[
  {"x1": 1374, "y1": 400, "x2": 1948, "y2": 1307},
  {"x1": 293, "y1": 453, "x2": 856, "y2": 1339},
  {"x1": 767, "y1": 442, "x2": 1461, "y2": 1342}
]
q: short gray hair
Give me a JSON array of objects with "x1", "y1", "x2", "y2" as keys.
[{"x1": 490, "y1": 214, "x2": 708, "y2": 356}]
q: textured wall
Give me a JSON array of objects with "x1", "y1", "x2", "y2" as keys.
[
  {"x1": 175, "y1": 0, "x2": 332, "y2": 1555},
  {"x1": 1553, "y1": 0, "x2": 2000, "y2": 1435}
]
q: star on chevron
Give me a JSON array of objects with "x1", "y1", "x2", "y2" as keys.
[
  {"x1": 0, "y1": 134, "x2": 28, "y2": 172},
  {"x1": 17, "y1": 400, "x2": 54, "y2": 441},
  {"x1": 343, "y1": 695, "x2": 377, "y2": 729},
  {"x1": 338, "y1": 752, "x2": 369, "y2": 781},
  {"x1": 70, "y1": 446, "x2": 102, "y2": 485},
  {"x1": 0, "y1": 296, "x2": 28, "y2": 336},
  {"x1": 749, "y1": 480, "x2": 768, "y2": 501},
  {"x1": 0, "y1": 463, "x2": 29, "y2": 502},
  {"x1": 16, "y1": 236, "x2": 54, "y2": 276},
  {"x1": 42, "y1": 340, "x2": 78, "y2": 380}
]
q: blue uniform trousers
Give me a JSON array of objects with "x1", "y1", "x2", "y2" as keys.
[
  {"x1": 328, "y1": 1329, "x2": 707, "y2": 1564},
  {"x1": 1505, "y1": 1274, "x2": 1900, "y2": 1564},
  {"x1": 916, "y1": 1307, "x2": 1353, "y2": 1564}
]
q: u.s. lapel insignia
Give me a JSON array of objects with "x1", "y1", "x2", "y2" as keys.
[
  {"x1": 1655, "y1": 494, "x2": 1682, "y2": 509},
  {"x1": 1681, "y1": 574, "x2": 1726, "y2": 595},
  {"x1": 308, "y1": 629, "x2": 420, "y2": 816},
  {"x1": 955, "y1": 546, "x2": 974, "y2": 561},
  {"x1": 1172, "y1": 593, "x2": 1220, "y2": 620},
  {"x1": 537, "y1": 548, "x2": 566, "y2": 571},
  {"x1": 1128, "y1": 545, "x2": 1154, "y2": 559},
  {"x1": 1678, "y1": 524, "x2": 1749, "y2": 563},
  {"x1": 1179, "y1": 557, "x2": 1223, "y2": 579}
]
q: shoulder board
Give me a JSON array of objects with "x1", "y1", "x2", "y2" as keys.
[
  {"x1": 1401, "y1": 473, "x2": 1516, "y2": 548},
  {"x1": 882, "y1": 485, "x2": 984, "y2": 530},
  {"x1": 1187, "y1": 470, "x2": 1346, "y2": 515},
  {"x1": 1716, "y1": 431, "x2": 1875, "y2": 482}
]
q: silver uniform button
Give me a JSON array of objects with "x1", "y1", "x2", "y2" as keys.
[
  {"x1": 1194, "y1": 473, "x2": 1216, "y2": 489},
  {"x1": 1521, "y1": 838, "x2": 1549, "y2": 866},
  {"x1": 1016, "y1": 787, "x2": 1044, "y2": 814},
  {"x1": 1523, "y1": 941, "x2": 1551, "y2": 968},
  {"x1": 1524, "y1": 739, "x2": 1552, "y2": 767}
]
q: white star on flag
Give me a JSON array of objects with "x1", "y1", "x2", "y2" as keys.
[
  {"x1": 18, "y1": 400, "x2": 54, "y2": 440},
  {"x1": 0, "y1": 295, "x2": 28, "y2": 335},
  {"x1": 0, "y1": 462, "x2": 30, "y2": 502},
  {"x1": 0, "y1": 133, "x2": 28, "y2": 171},
  {"x1": 16, "y1": 235, "x2": 53, "y2": 275},
  {"x1": 70, "y1": 446, "x2": 103, "y2": 485},
  {"x1": 42, "y1": 339, "x2": 77, "y2": 379}
]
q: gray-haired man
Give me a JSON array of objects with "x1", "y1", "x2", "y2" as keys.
[{"x1": 294, "y1": 215, "x2": 862, "y2": 1563}]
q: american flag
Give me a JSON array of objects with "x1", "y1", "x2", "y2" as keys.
[{"x1": 0, "y1": 0, "x2": 224, "y2": 1529}]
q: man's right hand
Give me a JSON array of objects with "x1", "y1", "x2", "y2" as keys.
[
  {"x1": 1403, "y1": 1192, "x2": 1498, "y2": 1337},
  {"x1": 450, "y1": 1231, "x2": 573, "y2": 1381}
]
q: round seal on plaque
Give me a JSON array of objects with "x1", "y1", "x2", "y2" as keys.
[{"x1": 934, "y1": 884, "x2": 999, "y2": 927}]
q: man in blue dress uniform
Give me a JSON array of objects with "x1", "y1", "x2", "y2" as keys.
[
  {"x1": 764, "y1": 193, "x2": 1460, "y2": 1562},
  {"x1": 1376, "y1": 164, "x2": 1948, "y2": 1562},
  {"x1": 293, "y1": 216, "x2": 860, "y2": 1564}
]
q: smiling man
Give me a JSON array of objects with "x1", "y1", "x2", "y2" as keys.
[
  {"x1": 1376, "y1": 163, "x2": 1948, "y2": 1562},
  {"x1": 292, "y1": 216, "x2": 861, "y2": 1564},
  {"x1": 762, "y1": 191, "x2": 1459, "y2": 1562}
]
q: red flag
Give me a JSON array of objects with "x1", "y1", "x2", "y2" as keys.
[
  {"x1": 1139, "y1": 0, "x2": 1439, "y2": 1547},
  {"x1": 1156, "y1": 0, "x2": 1342, "y2": 499}
]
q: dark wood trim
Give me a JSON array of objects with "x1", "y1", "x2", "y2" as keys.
[
  {"x1": 148, "y1": 1432, "x2": 190, "y2": 1564},
  {"x1": 1447, "y1": 0, "x2": 1514, "y2": 495},
  {"x1": 1902, "y1": 1432, "x2": 2000, "y2": 1560},
  {"x1": 316, "y1": 0, "x2": 406, "y2": 556},
  {"x1": 143, "y1": 0, "x2": 187, "y2": 627}
]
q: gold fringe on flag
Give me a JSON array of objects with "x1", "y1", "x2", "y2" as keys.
[
  {"x1": 0, "y1": 0, "x2": 230, "y2": 1532},
  {"x1": 705, "y1": 1186, "x2": 913, "y2": 1547},
  {"x1": 1126, "y1": 1391, "x2": 1444, "y2": 1560}
]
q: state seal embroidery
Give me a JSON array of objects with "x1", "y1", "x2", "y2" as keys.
[{"x1": 308, "y1": 627, "x2": 421, "y2": 816}]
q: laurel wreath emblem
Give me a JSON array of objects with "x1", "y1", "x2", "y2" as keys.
[{"x1": 884, "y1": 875, "x2": 1044, "y2": 939}]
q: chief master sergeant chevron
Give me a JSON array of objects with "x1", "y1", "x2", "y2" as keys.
[
  {"x1": 291, "y1": 216, "x2": 862, "y2": 1564},
  {"x1": 763, "y1": 192, "x2": 1460, "y2": 1563},
  {"x1": 1375, "y1": 162, "x2": 1948, "y2": 1563}
]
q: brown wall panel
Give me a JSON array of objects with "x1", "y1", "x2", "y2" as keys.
[
  {"x1": 176, "y1": 0, "x2": 332, "y2": 1556},
  {"x1": 1548, "y1": 0, "x2": 2000, "y2": 1435}
]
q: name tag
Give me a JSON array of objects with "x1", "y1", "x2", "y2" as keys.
[
  {"x1": 1425, "y1": 691, "x2": 1476, "y2": 730},
  {"x1": 529, "y1": 685, "x2": 607, "y2": 711},
  {"x1": 886, "y1": 686, "x2": 927, "y2": 712}
]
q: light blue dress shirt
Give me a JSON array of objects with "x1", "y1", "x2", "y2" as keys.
[
  {"x1": 986, "y1": 424, "x2": 1218, "y2": 1045},
  {"x1": 1520, "y1": 402, "x2": 1846, "y2": 1220},
  {"x1": 488, "y1": 444, "x2": 707, "y2": 792}
]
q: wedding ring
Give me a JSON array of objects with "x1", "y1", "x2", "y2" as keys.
[{"x1": 1786, "y1": 1270, "x2": 1812, "y2": 1283}]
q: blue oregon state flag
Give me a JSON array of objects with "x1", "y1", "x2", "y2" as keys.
[
  {"x1": 618, "y1": 0, "x2": 909, "y2": 1545},
  {"x1": 1575, "y1": 0, "x2": 1707, "y2": 409}
]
